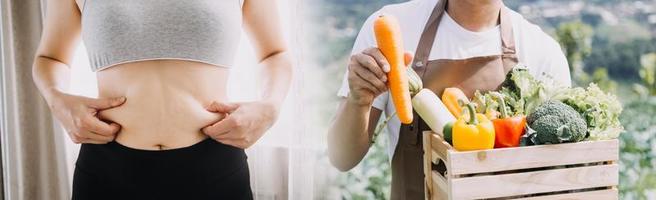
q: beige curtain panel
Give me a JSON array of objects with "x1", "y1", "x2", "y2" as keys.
[
  {"x1": 0, "y1": 0, "x2": 70, "y2": 199},
  {"x1": 0, "y1": 0, "x2": 321, "y2": 199}
]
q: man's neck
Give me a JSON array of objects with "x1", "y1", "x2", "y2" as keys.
[{"x1": 446, "y1": 0, "x2": 502, "y2": 32}]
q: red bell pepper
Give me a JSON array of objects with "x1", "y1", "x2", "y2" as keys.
[{"x1": 492, "y1": 93, "x2": 526, "y2": 148}]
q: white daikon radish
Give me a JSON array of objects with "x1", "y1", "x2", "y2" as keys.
[{"x1": 411, "y1": 89, "x2": 456, "y2": 135}]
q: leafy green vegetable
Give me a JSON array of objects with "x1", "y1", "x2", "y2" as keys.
[
  {"x1": 552, "y1": 83, "x2": 624, "y2": 140},
  {"x1": 472, "y1": 90, "x2": 499, "y2": 114},
  {"x1": 478, "y1": 65, "x2": 623, "y2": 143},
  {"x1": 500, "y1": 66, "x2": 624, "y2": 141},
  {"x1": 525, "y1": 101, "x2": 588, "y2": 144},
  {"x1": 499, "y1": 66, "x2": 549, "y2": 116}
]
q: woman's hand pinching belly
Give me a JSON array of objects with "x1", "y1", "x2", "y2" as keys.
[
  {"x1": 47, "y1": 91, "x2": 126, "y2": 144},
  {"x1": 201, "y1": 101, "x2": 280, "y2": 149}
]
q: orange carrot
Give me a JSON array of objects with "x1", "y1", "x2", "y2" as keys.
[{"x1": 374, "y1": 15, "x2": 413, "y2": 124}]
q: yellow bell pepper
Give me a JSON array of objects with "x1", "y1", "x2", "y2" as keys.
[{"x1": 453, "y1": 103, "x2": 495, "y2": 151}]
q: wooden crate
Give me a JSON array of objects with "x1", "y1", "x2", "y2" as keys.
[{"x1": 422, "y1": 131, "x2": 619, "y2": 200}]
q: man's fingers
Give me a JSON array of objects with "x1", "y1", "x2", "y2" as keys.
[
  {"x1": 354, "y1": 53, "x2": 387, "y2": 82},
  {"x1": 352, "y1": 73, "x2": 383, "y2": 95},
  {"x1": 82, "y1": 117, "x2": 120, "y2": 136},
  {"x1": 362, "y1": 48, "x2": 391, "y2": 74},
  {"x1": 202, "y1": 116, "x2": 238, "y2": 137},
  {"x1": 205, "y1": 101, "x2": 239, "y2": 113},
  {"x1": 86, "y1": 96, "x2": 126, "y2": 110},
  {"x1": 404, "y1": 52, "x2": 414, "y2": 66},
  {"x1": 352, "y1": 66, "x2": 387, "y2": 93}
]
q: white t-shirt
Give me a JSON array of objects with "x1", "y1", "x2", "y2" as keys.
[{"x1": 337, "y1": 0, "x2": 571, "y2": 159}]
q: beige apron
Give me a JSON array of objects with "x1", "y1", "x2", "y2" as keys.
[{"x1": 389, "y1": 0, "x2": 519, "y2": 199}]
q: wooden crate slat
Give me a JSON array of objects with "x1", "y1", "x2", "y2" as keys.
[
  {"x1": 449, "y1": 164, "x2": 619, "y2": 199},
  {"x1": 431, "y1": 150, "x2": 440, "y2": 164},
  {"x1": 424, "y1": 131, "x2": 619, "y2": 200},
  {"x1": 429, "y1": 133, "x2": 450, "y2": 162},
  {"x1": 511, "y1": 188, "x2": 618, "y2": 200},
  {"x1": 448, "y1": 139, "x2": 619, "y2": 175},
  {"x1": 431, "y1": 171, "x2": 449, "y2": 200},
  {"x1": 431, "y1": 178, "x2": 449, "y2": 200},
  {"x1": 423, "y1": 132, "x2": 433, "y2": 200}
]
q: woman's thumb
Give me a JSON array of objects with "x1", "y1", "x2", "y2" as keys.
[
  {"x1": 205, "y1": 101, "x2": 239, "y2": 113},
  {"x1": 89, "y1": 96, "x2": 126, "y2": 109}
]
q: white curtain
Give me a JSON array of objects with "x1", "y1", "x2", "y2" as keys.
[
  {"x1": 0, "y1": 0, "x2": 70, "y2": 199},
  {"x1": 60, "y1": 0, "x2": 325, "y2": 199}
]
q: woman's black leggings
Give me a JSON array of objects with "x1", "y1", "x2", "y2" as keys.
[{"x1": 72, "y1": 138, "x2": 253, "y2": 200}]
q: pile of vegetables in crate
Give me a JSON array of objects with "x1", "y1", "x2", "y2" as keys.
[
  {"x1": 414, "y1": 66, "x2": 625, "y2": 151},
  {"x1": 373, "y1": 14, "x2": 623, "y2": 151}
]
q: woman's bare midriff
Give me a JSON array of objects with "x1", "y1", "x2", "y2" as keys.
[{"x1": 95, "y1": 60, "x2": 229, "y2": 150}]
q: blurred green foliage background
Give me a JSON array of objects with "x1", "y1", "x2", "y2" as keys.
[{"x1": 308, "y1": 0, "x2": 656, "y2": 199}]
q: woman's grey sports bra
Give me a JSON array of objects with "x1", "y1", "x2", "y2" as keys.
[{"x1": 81, "y1": 0, "x2": 243, "y2": 71}]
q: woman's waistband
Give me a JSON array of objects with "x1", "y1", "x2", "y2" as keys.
[{"x1": 77, "y1": 137, "x2": 247, "y2": 168}]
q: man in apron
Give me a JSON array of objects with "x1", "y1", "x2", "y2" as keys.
[{"x1": 328, "y1": 0, "x2": 572, "y2": 199}]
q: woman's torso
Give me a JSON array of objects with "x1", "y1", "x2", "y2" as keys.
[
  {"x1": 76, "y1": 0, "x2": 242, "y2": 150},
  {"x1": 96, "y1": 61, "x2": 228, "y2": 150}
]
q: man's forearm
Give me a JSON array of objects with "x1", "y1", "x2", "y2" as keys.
[{"x1": 327, "y1": 97, "x2": 376, "y2": 171}]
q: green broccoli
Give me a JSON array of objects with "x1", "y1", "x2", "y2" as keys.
[{"x1": 524, "y1": 101, "x2": 587, "y2": 145}]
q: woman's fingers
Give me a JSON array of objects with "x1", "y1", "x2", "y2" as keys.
[
  {"x1": 51, "y1": 94, "x2": 124, "y2": 144},
  {"x1": 202, "y1": 116, "x2": 239, "y2": 137},
  {"x1": 78, "y1": 138, "x2": 111, "y2": 144},
  {"x1": 70, "y1": 130, "x2": 114, "y2": 144},
  {"x1": 205, "y1": 101, "x2": 240, "y2": 113},
  {"x1": 214, "y1": 131, "x2": 244, "y2": 140},
  {"x1": 82, "y1": 131, "x2": 114, "y2": 143},
  {"x1": 206, "y1": 124, "x2": 251, "y2": 149},
  {"x1": 85, "y1": 96, "x2": 126, "y2": 110},
  {"x1": 70, "y1": 113, "x2": 119, "y2": 144},
  {"x1": 80, "y1": 116, "x2": 121, "y2": 136}
]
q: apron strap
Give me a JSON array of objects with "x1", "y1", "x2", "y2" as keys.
[
  {"x1": 500, "y1": 7, "x2": 516, "y2": 55},
  {"x1": 412, "y1": 0, "x2": 517, "y2": 73},
  {"x1": 411, "y1": 0, "x2": 446, "y2": 73}
]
